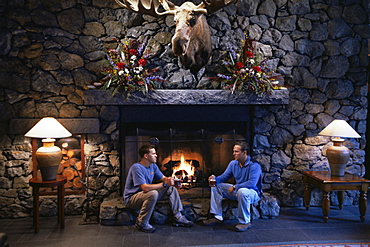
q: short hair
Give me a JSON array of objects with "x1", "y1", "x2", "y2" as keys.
[
  {"x1": 138, "y1": 144, "x2": 156, "y2": 158},
  {"x1": 234, "y1": 141, "x2": 249, "y2": 153}
]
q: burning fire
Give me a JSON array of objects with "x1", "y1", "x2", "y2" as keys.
[{"x1": 172, "y1": 154, "x2": 195, "y2": 181}]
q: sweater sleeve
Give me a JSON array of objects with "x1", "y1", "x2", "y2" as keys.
[{"x1": 216, "y1": 161, "x2": 235, "y2": 184}]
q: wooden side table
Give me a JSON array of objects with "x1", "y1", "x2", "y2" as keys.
[
  {"x1": 29, "y1": 175, "x2": 67, "y2": 233},
  {"x1": 302, "y1": 171, "x2": 370, "y2": 223}
]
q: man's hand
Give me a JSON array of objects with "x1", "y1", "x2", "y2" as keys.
[
  {"x1": 208, "y1": 175, "x2": 216, "y2": 181},
  {"x1": 228, "y1": 185, "x2": 236, "y2": 194},
  {"x1": 163, "y1": 177, "x2": 174, "y2": 186}
]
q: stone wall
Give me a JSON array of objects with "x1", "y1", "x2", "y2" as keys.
[{"x1": 0, "y1": 0, "x2": 369, "y2": 218}]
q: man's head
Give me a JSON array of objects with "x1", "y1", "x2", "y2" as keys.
[
  {"x1": 234, "y1": 141, "x2": 249, "y2": 153},
  {"x1": 138, "y1": 145, "x2": 157, "y2": 164},
  {"x1": 233, "y1": 141, "x2": 249, "y2": 163},
  {"x1": 138, "y1": 145, "x2": 156, "y2": 158}
]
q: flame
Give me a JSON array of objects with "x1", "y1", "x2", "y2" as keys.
[{"x1": 172, "y1": 154, "x2": 195, "y2": 179}]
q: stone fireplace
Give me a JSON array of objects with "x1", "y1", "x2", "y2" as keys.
[
  {"x1": 86, "y1": 89, "x2": 288, "y2": 189},
  {"x1": 89, "y1": 89, "x2": 288, "y2": 224}
]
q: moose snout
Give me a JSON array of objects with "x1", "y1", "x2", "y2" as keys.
[{"x1": 172, "y1": 36, "x2": 189, "y2": 56}]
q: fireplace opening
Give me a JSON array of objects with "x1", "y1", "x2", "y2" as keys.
[
  {"x1": 120, "y1": 105, "x2": 252, "y2": 197},
  {"x1": 163, "y1": 152, "x2": 199, "y2": 186}
]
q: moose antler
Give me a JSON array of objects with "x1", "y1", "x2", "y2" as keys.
[
  {"x1": 198, "y1": 0, "x2": 236, "y2": 15},
  {"x1": 115, "y1": 0, "x2": 236, "y2": 16},
  {"x1": 114, "y1": 0, "x2": 177, "y2": 16}
]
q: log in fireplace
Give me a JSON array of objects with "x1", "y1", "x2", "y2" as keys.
[{"x1": 120, "y1": 105, "x2": 252, "y2": 194}]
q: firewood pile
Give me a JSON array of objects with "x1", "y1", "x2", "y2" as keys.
[{"x1": 58, "y1": 158, "x2": 83, "y2": 190}]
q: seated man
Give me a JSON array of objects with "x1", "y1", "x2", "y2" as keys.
[
  {"x1": 124, "y1": 144, "x2": 193, "y2": 233},
  {"x1": 203, "y1": 141, "x2": 262, "y2": 232}
]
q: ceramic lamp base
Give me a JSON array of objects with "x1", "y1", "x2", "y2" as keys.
[
  {"x1": 36, "y1": 139, "x2": 62, "y2": 181},
  {"x1": 326, "y1": 139, "x2": 350, "y2": 177},
  {"x1": 38, "y1": 165, "x2": 60, "y2": 181}
]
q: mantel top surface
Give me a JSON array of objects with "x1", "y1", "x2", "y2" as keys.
[{"x1": 83, "y1": 89, "x2": 289, "y2": 106}]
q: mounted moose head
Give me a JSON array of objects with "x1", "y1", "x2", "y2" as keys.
[{"x1": 114, "y1": 0, "x2": 236, "y2": 74}]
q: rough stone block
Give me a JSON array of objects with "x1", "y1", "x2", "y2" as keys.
[
  {"x1": 0, "y1": 232, "x2": 9, "y2": 247},
  {"x1": 100, "y1": 198, "x2": 136, "y2": 226},
  {"x1": 258, "y1": 194, "x2": 280, "y2": 219},
  {"x1": 116, "y1": 212, "x2": 134, "y2": 225},
  {"x1": 100, "y1": 198, "x2": 122, "y2": 220},
  {"x1": 100, "y1": 219, "x2": 116, "y2": 226},
  {"x1": 191, "y1": 198, "x2": 210, "y2": 216},
  {"x1": 222, "y1": 198, "x2": 263, "y2": 220},
  {"x1": 152, "y1": 210, "x2": 168, "y2": 224},
  {"x1": 182, "y1": 204, "x2": 198, "y2": 222}
]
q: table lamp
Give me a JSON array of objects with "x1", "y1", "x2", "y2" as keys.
[
  {"x1": 318, "y1": 119, "x2": 361, "y2": 177},
  {"x1": 25, "y1": 117, "x2": 72, "y2": 180}
]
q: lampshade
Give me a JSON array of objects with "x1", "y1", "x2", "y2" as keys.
[
  {"x1": 318, "y1": 119, "x2": 360, "y2": 138},
  {"x1": 25, "y1": 117, "x2": 72, "y2": 139}
]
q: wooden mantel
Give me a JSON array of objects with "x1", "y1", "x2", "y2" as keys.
[{"x1": 83, "y1": 89, "x2": 289, "y2": 106}]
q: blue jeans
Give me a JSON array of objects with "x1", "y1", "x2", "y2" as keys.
[{"x1": 210, "y1": 183, "x2": 260, "y2": 224}]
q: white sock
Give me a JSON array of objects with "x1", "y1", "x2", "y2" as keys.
[{"x1": 215, "y1": 215, "x2": 223, "y2": 221}]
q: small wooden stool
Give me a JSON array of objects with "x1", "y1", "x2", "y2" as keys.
[{"x1": 29, "y1": 175, "x2": 67, "y2": 233}]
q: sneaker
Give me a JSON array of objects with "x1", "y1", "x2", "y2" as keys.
[
  {"x1": 173, "y1": 215, "x2": 194, "y2": 227},
  {"x1": 135, "y1": 222, "x2": 156, "y2": 233},
  {"x1": 203, "y1": 217, "x2": 223, "y2": 226},
  {"x1": 235, "y1": 222, "x2": 252, "y2": 232}
]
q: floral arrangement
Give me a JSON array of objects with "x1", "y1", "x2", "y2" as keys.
[
  {"x1": 216, "y1": 37, "x2": 283, "y2": 96},
  {"x1": 89, "y1": 37, "x2": 163, "y2": 96}
]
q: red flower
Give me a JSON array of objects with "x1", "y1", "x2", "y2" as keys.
[
  {"x1": 129, "y1": 49, "x2": 137, "y2": 56},
  {"x1": 245, "y1": 51, "x2": 253, "y2": 58},
  {"x1": 117, "y1": 62, "x2": 125, "y2": 69},
  {"x1": 235, "y1": 62, "x2": 244, "y2": 69},
  {"x1": 253, "y1": 66, "x2": 261, "y2": 72},
  {"x1": 138, "y1": 59, "x2": 147, "y2": 66}
]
